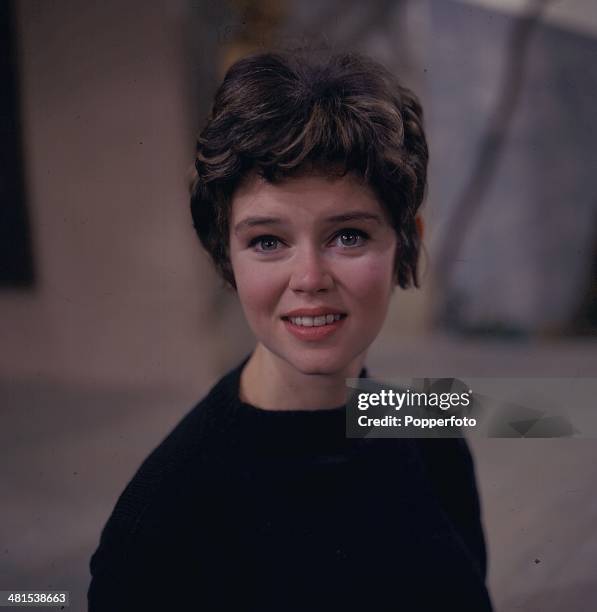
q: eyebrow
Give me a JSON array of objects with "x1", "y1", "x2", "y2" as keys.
[{"x1": 233, "y1": 211, "x2": 383, "y2": 234}]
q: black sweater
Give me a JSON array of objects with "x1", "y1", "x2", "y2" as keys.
[{"x1": 88, "y1": 359, "x2": 493, "y2": 611}]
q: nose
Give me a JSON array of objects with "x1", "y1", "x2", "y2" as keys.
[{"x1": 288, "y1": 246, "x2": 334, "y2": 294}]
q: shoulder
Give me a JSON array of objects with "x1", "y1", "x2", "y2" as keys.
[
  {"x1": 415, "y1": 437, "x2": 477, "y2": 478},
  {"x1": 121, "y1": 364, "x2": 241, "y2": 504},
  {"x1": 414, "y1": 437, "x2": 488, "y2": 579},
  {"x1": 98, "y1": 361, "x2": 243, "y2": 534},
  {"x1": 88, "y1": 362, "x2": 246, "y2": 605},
  {"x1": 413, "y1": 437, "x2": 481, "y2": 521}
]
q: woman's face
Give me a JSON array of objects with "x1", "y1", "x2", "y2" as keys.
[{"x1": 228, "y1": 170, "x2": 398, "y2": 375}]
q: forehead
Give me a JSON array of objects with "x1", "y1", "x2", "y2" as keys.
[{"x1": 230, "y1": 170, "x2": 385, "y2": 221}]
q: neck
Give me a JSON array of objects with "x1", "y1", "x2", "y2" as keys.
[{"x1": 239, "y1": 343, "x2": 366, "y2": 411}]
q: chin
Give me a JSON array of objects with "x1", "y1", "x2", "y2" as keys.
[{"x1": 282, "y1": 347, "x2": 355, "y2": 377}]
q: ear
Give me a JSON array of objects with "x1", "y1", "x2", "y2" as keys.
[{"x1": 415, "y1": 215, "x2": 424, "y2": 242}]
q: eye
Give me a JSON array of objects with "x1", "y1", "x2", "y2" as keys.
[
  {"x1": 248, "y1": 235, "x2": 281, "y2": 252},
  {"x1": 332, "y1": 228, "x2": 369, "y2": 248}
]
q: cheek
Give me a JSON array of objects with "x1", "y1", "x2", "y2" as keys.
[
  {"x1": 231, "y1": 258, "x2": 282, "y2": 318},
  {"x1": 338, "y1": 253, "x2": 395, "y2": 302}
]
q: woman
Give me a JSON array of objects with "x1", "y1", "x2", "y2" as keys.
[{"x1": 88, "y1": 50, "x2": 493, "y2": 611}]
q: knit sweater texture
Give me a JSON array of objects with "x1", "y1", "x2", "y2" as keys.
[{"x1": 88, "y1": 358, "x2": 493, "y2": 611}]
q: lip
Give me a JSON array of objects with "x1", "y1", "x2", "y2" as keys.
[
  {"x1": 282, "y1": 313, "x2": 347, "y2": 342},
  {"x1": 281, "y1": 307, "x2": 347, "y2": 318}
]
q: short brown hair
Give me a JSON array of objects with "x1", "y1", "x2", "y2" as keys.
[{"x1": 191, "y1": 49, "x2": 428, "y2": 289}]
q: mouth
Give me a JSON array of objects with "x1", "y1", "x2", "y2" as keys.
[
  {"x1": 281, "y1": 313, "x2": 347, "y2": 328},
  {"x1": 280, "y1": 313, "x2": 348, "y2": 342}
]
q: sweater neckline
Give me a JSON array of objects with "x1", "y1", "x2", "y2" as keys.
[{"x1": 210, "y1": 355, "x2": 372, "y2": 459}]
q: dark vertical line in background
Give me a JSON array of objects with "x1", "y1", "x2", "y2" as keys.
[
  {"x1": 433, "y1": 0, "x2": 553, "y2": 326},
  {"x1": 0, "y1": 0, "x2": 35, "y2": 288}
]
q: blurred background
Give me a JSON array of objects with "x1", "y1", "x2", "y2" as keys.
[{"x1": 1, "y1": 0, "x2": 596, "y2": 609}]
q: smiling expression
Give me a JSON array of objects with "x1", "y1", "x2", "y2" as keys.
[{"x1": 228, "y1": 170, "x2": 398, "y2": 375}]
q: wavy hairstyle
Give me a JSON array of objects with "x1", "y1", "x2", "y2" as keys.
[{"x1": 191, "y1": 49, "x2": 428, "y2": 289}]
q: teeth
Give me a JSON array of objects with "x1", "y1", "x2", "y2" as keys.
[{"x1": 288, "y1": 314, "x2": 343, "y2": 327}]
